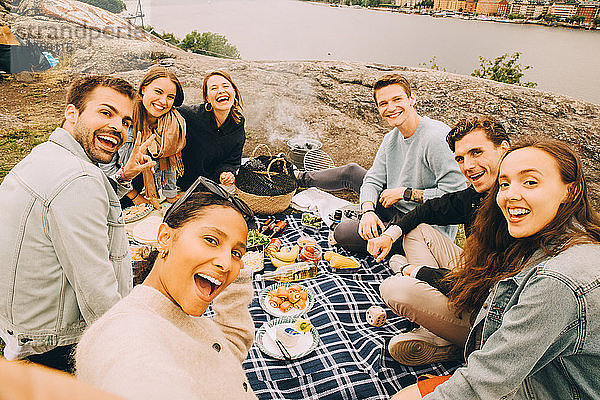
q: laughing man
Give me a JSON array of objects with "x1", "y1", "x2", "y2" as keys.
[{"x1": 0, "y1": 76, "x2": 153, "y2": 372}]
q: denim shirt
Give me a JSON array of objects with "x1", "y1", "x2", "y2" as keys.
[
  {"x1": 426, "y1": 244, "x2": 600, "y2": 400},
  {"x1": 0, "y1": 128, "x2": 132, "y2": 359}
]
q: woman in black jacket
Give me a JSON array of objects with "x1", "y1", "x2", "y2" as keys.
[{"x1": 177, "y1": 70, "x2": 245, "y2": 191}]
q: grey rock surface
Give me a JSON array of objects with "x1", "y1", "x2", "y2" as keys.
[{"x1": 10, "y1": 14, "x2": 600, "y2": 206}]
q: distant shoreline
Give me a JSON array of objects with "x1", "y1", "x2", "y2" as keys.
[{"x1": 301, "y1": 0, "x2": 600, "y2": 32}]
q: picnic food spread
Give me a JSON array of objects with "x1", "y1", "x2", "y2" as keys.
[
  {"x1": 301, "y1": 213, "x2": 322, "y2": 229},
  {"x1": 122, "y1": 203, "x2": 154, "y2": 223},
  {"x1": 247, "y1": 229, "x2": 270, "y2": 248},
  {"x1": 269, "y1": 245, "x2": 300, "y2": 267},
  {"x1": 242, "y1": 250, "x2": 264, "y2": 272},
  {"x1": 324, "y1": 251, "x2": 361, "y2": 269},
  {"x1": 267, "y1": 284, "x2": 309, "y2": 313}
]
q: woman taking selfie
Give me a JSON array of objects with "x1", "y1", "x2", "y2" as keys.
[
  {"x1": 101, "y1": 66, "x2": 186, "y2": 208},
  {"x1": 177, "y1": 70, "x2": 245, "y2": 190},
  {"x1": 75, "y1": 178, "x2": 257, "y2": 400},
  {"x1": 393, "y1": 138, "x2": 600, "y2": 399}
]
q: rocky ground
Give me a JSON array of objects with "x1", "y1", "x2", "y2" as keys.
[{"x1": 2, "y1": 14, "x2": 600, "y2": 206}]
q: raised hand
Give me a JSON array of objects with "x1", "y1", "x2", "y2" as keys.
[
  {"x1": 122, "y1": 133, "x2": 157, "y2": 181},
  {"x1": 219, "y1": 171, "x2": 235, "y2": 186}
]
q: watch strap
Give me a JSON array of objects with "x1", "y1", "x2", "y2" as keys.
[{"x1": 403, "y1": 187, "x2": 413, "y2": 201}]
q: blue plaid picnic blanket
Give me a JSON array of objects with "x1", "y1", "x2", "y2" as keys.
[{"x1": 243, "y1": 214, "x2": 463, "y2": 400}]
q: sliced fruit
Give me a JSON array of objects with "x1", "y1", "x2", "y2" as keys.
[
  {"x1": 269, "y1": 255, "x2": 295, "y2": 268},
  {"x1": 271, "y1": 244, "x2": 300, "y2": 263},
  {"x1": 294, "y1": 318, "x2": 312, "y2": 333}
]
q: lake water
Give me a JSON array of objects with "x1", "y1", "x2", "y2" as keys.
[{"x1": 126, "y1": 0, "x2": 600, "y2": 104}]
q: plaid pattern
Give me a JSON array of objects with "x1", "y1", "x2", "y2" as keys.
[{"x1": 243, "y1": 214, "x2": 463, "y2": 400}]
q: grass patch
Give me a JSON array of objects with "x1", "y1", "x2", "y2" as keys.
[{"x1": 0, "y1": 125, "x2": 57, "y2": 183}]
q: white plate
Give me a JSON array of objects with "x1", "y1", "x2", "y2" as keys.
[
  {"x1": 123, "y1": 203, "x2": 154, "y2": 223},
  {"x1": 256, "y1": 317, "x2": 319, "y2": 360},
  {"x1": 259, "y1": 282, "x2": 315, "y2": 317},
  {"x1": 132, "y1": 215, "x2": 162, "y2": 244}
]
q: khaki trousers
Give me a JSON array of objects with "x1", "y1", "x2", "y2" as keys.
[{"x1": 380, "y1": 224, "x2": 470, "y2": 345}]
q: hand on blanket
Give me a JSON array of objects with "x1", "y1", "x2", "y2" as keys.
[
  {"x1": 359, "y1": 212, "x2": 385, "y2": 241},
  {"x1": 367, "y1": 235, "x2": 394, "y2": 262}
]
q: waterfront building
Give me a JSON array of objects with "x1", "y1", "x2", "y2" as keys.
[
  {"x1": 465, "y1": 0, "x2": 478, "y2": 13},
  {"x1": 550, "y1": 2, "x2": 578, "y2": 18},
  {"x1": 476, "y1": 0, "x2": 502, "y2": 14},
  {"x1": 498, "y1": 0, "x2": 510, "y2": 16},
  {"x1": 434, "y1": 0, "x2": 467, "y2": 10},
  {"x1": 507, "y1": 0, "x2": 551, "y2": 18},
  {"x1": 576, "y1": 1, "x2": 599, "y2": 23}
]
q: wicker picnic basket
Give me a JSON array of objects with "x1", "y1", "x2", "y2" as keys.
[{"x1": 235, "y1": 145, "x2": 297, "y2": 215}]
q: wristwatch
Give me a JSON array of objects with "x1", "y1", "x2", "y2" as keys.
[
  {"x1": 403, "y1": 187, "x2": 413, "y2": 202},
  {"x1": 114, "y1": 167, "x2": 132, "y2": 185}
]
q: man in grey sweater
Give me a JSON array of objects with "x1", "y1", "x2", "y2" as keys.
[{"x1": 321, "y1": 74, "x2": 466, "y2": 253}]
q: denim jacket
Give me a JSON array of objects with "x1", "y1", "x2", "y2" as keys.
[
  {"x1": 426, "y1": 243, "x2": 600, "y2": 400},
  {"x1": 0, "y1": 128, "x2": 132, "y2": 359}
]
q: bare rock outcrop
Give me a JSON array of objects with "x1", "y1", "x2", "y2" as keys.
[{"x1": 10, "y1": 14, "x2": 600, "y2": 205}]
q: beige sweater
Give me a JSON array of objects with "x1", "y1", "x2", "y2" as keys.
[{"x1": 75, "y1": 268, "x2": 257, "y2": 400}]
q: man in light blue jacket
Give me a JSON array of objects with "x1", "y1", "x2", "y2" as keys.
[{"x1": 0, "y1": 75, "x2": 153, "y2": 372}]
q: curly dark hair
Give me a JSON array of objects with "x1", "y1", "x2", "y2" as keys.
[
  {"x1": 445, "y1": 137, "x2": 600, "y2": 315},
  {"x1": 446, "y1": 116, "x2": 510, "y2": 152}
]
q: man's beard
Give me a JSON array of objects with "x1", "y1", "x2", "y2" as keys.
[{"x1": 72, "y1": 123, "x2": 121, "y2": 164}]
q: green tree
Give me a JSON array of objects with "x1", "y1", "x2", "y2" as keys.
[
  {"x1": 593, "y1": 16, "x2": 600, "y2": 27},
  {"x1": 508, "y1": 13, "x2": 526, "y2": 20},
  {"x1": 78, "y1": 0, "x2": 126, "y2": 13},
  {"x1": 415, "y1": 0, "x2": 434, "y2": 8},
  {"x1": 472, "y1": 52, "x2": 537, "y2": 87},
  {"x1": 541, "y1": 13, "x2": 559, "y2": 22},
  {"x1": 178, "y1": 31, "x2": 240, "y2": 59},
  {"x1": 419, "y1": 56, "x2": 446, "y2": 71},
  {"x1": 144, "y1": 25, "x2": 181, "y2": 46}
]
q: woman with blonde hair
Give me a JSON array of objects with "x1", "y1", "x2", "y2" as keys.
[
  {"x1": 101, "y1": 66, "x2": 186, "y2": 208},
  {"x1": 177, "y1": 70, "x2": 245, "y2": 190},
  {"x1": 393, "y1": 138, "x2": 600, "y2": 399}
]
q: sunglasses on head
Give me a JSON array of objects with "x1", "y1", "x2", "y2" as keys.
[{"x1": 163, "y1": 176, "x2": 254, "y2": 223}]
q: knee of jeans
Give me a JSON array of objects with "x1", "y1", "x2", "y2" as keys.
[
  {"x1": 343, "y1": 163, "x2": 364, "y2": 178},
  {"x1": 333, "y1": 221, "x2": 355, "y2": 245},
  {"x1": 380, "y1": 276, "x2": 422, "y2": 315}
]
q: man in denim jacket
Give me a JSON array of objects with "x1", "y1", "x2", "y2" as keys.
[{"x1": 0, "y1": 76, "x2": 152, "y2": 372}]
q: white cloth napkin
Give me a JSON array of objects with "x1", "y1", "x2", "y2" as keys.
[{"x1": 291, "y1": 188, "x2": 352, "y2": 227}]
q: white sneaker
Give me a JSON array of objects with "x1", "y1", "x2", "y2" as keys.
[
  {"x1": 389, "y1": 254, "x2": 408, "y2": 274},
  {"x1": 388, "y1": 327, "x2": 461, "y2": 366}
]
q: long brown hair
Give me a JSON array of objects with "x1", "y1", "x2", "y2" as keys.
[
  {"x1": 133, "y1": 66, "x2": 184, "y2": 140},
  {"x1": 202, "y1": 70, "x2": 244, "y2": 124},
  {"x1": 446, "y1": 138, "x2": 600, "y2": 315}
]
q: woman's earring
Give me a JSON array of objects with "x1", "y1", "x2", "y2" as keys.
[
  {"x1": 159, "y1": 248, "x2": 168, "y2": 259},
  {"x1": 204, "y1": 102, "x2": 213, "y2": 112}
]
